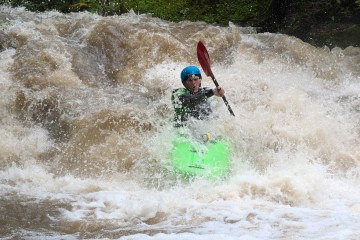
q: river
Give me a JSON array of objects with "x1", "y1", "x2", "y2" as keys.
[{"x1": 1, "y1": 6, "x2": 360, "y2": 240}]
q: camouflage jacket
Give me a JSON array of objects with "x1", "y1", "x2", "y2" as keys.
[{"x1": 171, "y1": 87, "x2": 214, "y2": 126}]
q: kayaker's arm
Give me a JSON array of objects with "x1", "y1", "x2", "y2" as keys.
[{"x1": 212, "y1": 87, "x2": 225, "y2": 97}]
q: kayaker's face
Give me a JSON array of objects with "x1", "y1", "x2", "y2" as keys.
[{"x1": 184, "y1": 75, "x2": 201, "y2": 93}]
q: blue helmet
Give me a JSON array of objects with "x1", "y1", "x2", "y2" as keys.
[{"x1": 180, "y1": 66, "x2": 202, "y2": 82}]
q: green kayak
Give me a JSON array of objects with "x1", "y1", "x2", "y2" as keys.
[{"x1": 170, "y1": 131, "x2": 230, "y2": 180}]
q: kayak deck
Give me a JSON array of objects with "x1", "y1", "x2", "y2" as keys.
[{"x1": 170, "y1": 133, "x2": 230, "y2": 180}]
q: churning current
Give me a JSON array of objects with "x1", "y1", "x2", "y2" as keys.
[{"x1": 1, "y1": 6, "x2": 360, "y2": 240}]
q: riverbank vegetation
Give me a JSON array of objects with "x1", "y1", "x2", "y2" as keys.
[{"x1": 1, "y1": 0, "x2": 359, "y2": 47}]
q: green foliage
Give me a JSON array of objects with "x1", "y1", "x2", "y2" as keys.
[
  {"x1": 95, "y1": 0, "x2": 127, "y2": 16},
  {"x1": 2, "y1": 0, "x2": 74, "y2": 12},
  {"x1": 0, "y1": 0, "x2": 126, "y2": 14},
  {"x1": 123, "y1": 0, "x2": 258, "y2": 25},
  {"x1": 123, "y1": 0, "x2": 188, "y2": 22},
  {"x1": 5, "y1": 0, "x2": 355, "y2": 29},
  {"x1": 0, "y1": 0, "x2": 258, "y2": 25}
]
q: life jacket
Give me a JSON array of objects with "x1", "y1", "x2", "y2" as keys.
[{"x1": 171, "y1": 87, "x2": 214, "y2": 126}]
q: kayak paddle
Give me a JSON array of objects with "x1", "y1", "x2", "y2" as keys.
[{"x1": 197, "y1": 41, "x2": 235, "y2": 116}]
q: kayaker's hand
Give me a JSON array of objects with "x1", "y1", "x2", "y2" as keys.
[{"x1": 213, "y1": 87, "x2": 225, "y2": 97}]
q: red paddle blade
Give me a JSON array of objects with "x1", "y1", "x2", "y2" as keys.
[{"x1": 197, "y1": 41, "x2": 214, "y2": 78}]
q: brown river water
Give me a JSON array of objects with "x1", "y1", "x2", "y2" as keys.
[{"x1": 1, "y1": 6, "x2": 360, "y2": 240}]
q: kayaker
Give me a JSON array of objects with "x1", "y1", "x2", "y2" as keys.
[{"x1": 172, "y1": 66, "x2": 225, "y2": 127}]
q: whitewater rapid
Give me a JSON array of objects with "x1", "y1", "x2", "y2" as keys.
[{"x1": 0, "y1": 6, "x2": 360, "y2": 239}]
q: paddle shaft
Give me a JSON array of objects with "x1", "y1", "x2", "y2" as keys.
[{"x1": 211, "y1": 76, "x2": 235, "y2": 116}]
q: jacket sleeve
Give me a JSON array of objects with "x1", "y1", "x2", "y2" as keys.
[{"x1": 171, "y1": 88, "x2": 188, "y2": 117}]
